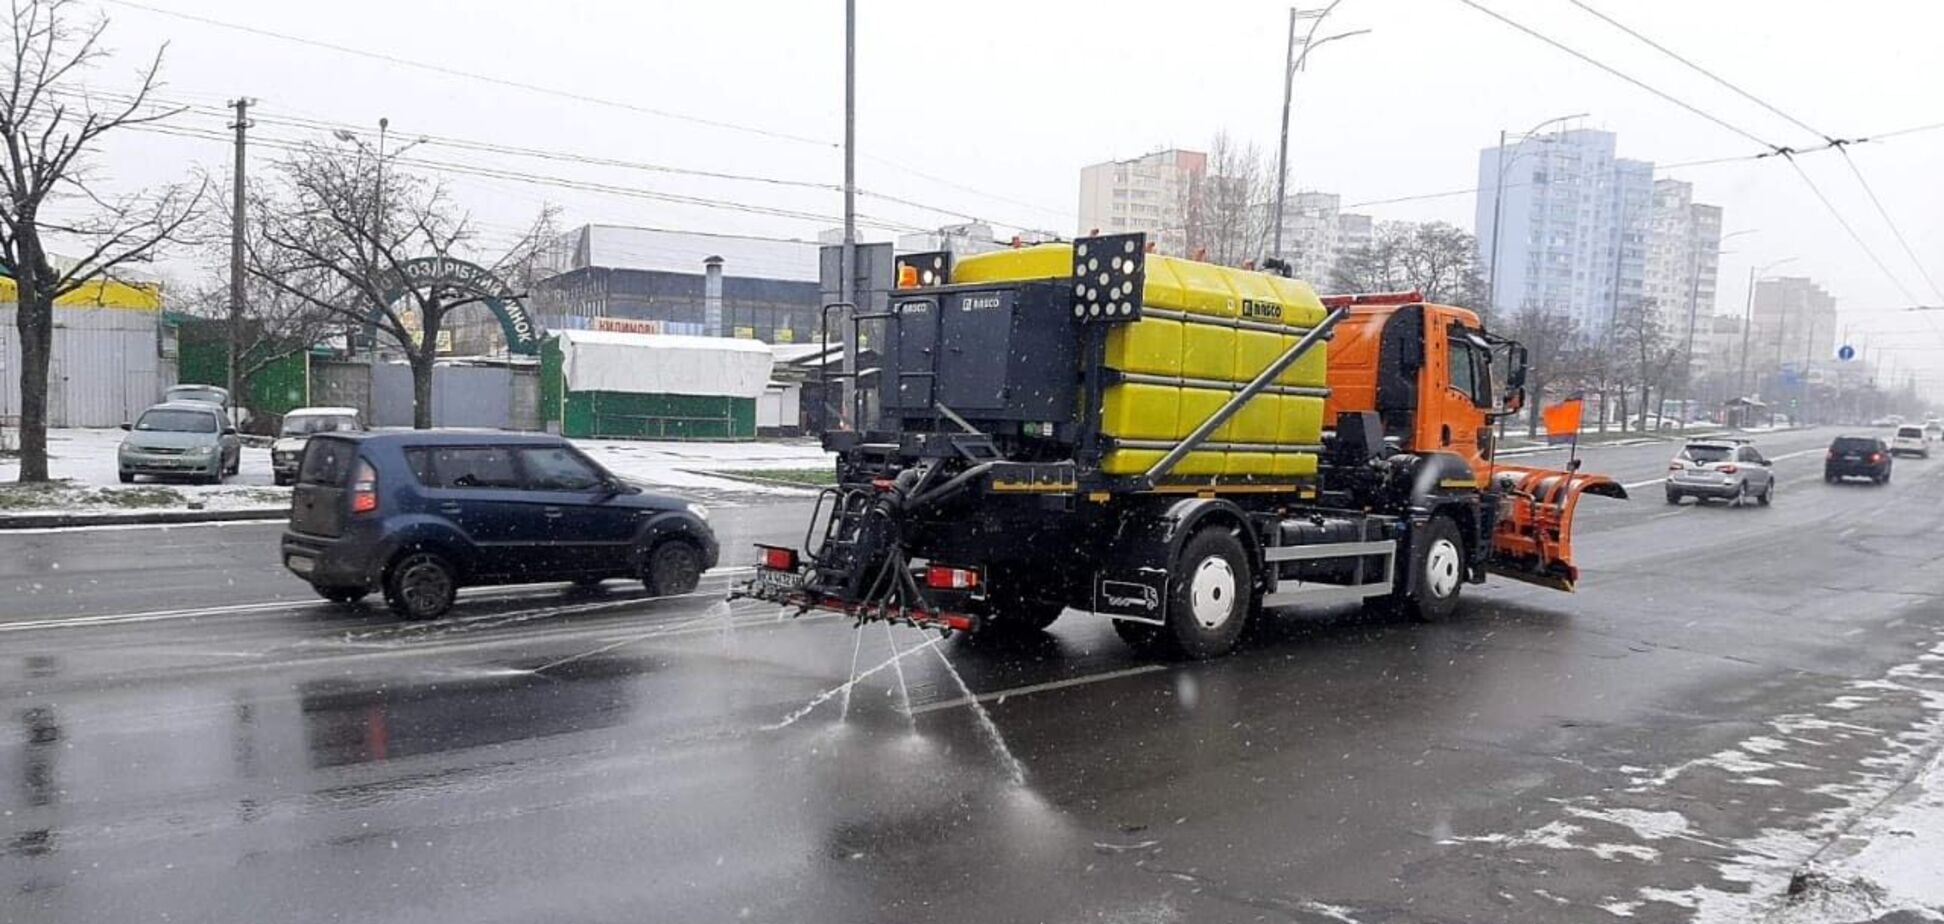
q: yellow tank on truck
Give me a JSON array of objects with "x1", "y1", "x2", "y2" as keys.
[{"x1": 951, "y1": 244, "x2": 1329, "y2": 482}]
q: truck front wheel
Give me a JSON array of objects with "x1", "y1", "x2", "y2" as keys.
[
  {"x1": 1147, "y1": 526, "x2": 1255, "y2": 660},
  {"x1": 1392, "y1": 515, "x2": 1465, "y2": 623}
]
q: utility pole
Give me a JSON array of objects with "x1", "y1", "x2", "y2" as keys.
[
  {"x1": 839, "y1": 0, "x2": 857, "y2": 427},
  {"x1": 227, "y1": 98, "x2": 252, "y2": 426}
]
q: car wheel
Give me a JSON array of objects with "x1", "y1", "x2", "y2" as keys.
[
  {"x1": 118, "y1": 469, "x2": 134, "y2": 484},
  {"x1": 1758, "y1": 480, "x2": 1773, "y2": 506},
  {"x1": 273, "y1": 472, "x2": 290, "y2": 487},
  {"x1": 644, "y1": 540, "x2": 702, "y2": 596},
  {"x1": 1824, "y1": 472, "x2": 1836, "y2": 483},
  {"x1": 383, "y1": 551, "x2": 457, "y2": 620},
  {"x1": 1733, "y1": 482, "x2": 1750, "y2": 508},
  {"x1": 1665, "y1": 489, "x2": 1681, "y2": 505},
  {"x1": 313, "y1": 585, "x2": 367, "y2": 605}
]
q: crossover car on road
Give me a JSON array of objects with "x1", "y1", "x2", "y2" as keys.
[
  {"x1": 1666, "y1": 439, "x2": 1773, "y2": 506},
  {"x1": 118, "y1": 402, "x2": 241, "y2": 484},
  {"x1": 1826, "y1": 435, "x2": 1892, "y2": 484},
  {"x1": 271, "y1": 407, "x2": 363, "y2": 486},
  {"x1": 1890, "y1": 425, "x2": 1930, "y2": 458},
  {"x1": 281, "y1": 431, "x2": 718, "y2": 620}
]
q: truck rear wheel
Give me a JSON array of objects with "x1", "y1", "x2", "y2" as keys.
[{"x1": 1149, "y1": 526, "x2": 1255, "y2": 660}]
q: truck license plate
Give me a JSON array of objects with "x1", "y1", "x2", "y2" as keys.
[{"x1": 755, "y1": 568, "x2": 801, "y2": 592}]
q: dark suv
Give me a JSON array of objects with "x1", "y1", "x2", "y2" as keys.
[
  {"x1": 281, "y1": 431, "x2": 719, "y2": 619},
  {"x1": 1825, "y1": 435, "x2": 1892, "y2": 484}
]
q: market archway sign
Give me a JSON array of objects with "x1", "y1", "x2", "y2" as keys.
[{"x1": 369, "y1": 256, "x2": 543, "y2": 355}]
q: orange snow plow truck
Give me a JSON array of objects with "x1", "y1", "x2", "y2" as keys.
[{"x1": 738, "y1": 233, "x2": 1624, "y2": 658}]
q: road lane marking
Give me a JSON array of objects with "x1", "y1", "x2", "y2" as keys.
[
  {"x1": 0, "y1": 566, "x2": 754, "y2": 633},
  {"x1": 905, "y1": 663, "x2": 1169, "y2": 715}
]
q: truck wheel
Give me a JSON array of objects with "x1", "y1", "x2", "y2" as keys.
[
  {"x1": 644, "y1": 540, "x2": 702, "y2": 596},
  {"x1": 1396, "y1": 515, "x2": 1465, "y2": 623},
  {"x1": 384, "y1": 551, "x2": 456, "y2": 620},
  {"x1": 1158, "y1": 526, "x2": 1254, "y2": 659}
]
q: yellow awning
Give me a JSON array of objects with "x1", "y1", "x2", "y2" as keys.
[{"x1": 0, "y1": 275, "x2": 163, "y2": 311}]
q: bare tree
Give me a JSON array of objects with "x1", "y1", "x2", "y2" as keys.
[
  {"x1": 1613, "y1": 297, "x2": 1681, "y2": 430},
  {"x1": 1180, "y1": 131, "x2": 1269, "y2": 267},
  {"x1": 1329, "y1": 221, "x2": 1486, "y2": 311},
  {"x1": 1, "y1": 0, "x2": 204, "y2": 482},
  {"x1": 246, "y1": 137, "x2": 552, "y2": 428},
  {"x1": 1502, "y1": 306, "x2": 1580, "y2": 436}
]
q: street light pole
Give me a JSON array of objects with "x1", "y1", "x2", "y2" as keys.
[
  {"x1": 1484, "y1": 113, "x2": 1587, "y2": 317},
  {"x1": 1681, "y1": 228, "x2": 1755, "y2": 410},
  {"x1": 1269, "y1": 4, "x2": 1366, "y2": 263},
  {"x1": 1737, "y1": 257, "x2": 1797, "y2": 400}
]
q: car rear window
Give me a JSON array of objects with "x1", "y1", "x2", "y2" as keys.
[
  {"x1": 299, "y1": 437, "x2": 358, "y2": 485},
  {"x1": 1832, "y1": 437, "x2": 1878, "y2": 452},
  {"x1": 1680, "y1": 444, "x2": 1732, "y2": 463},
  {"x1": 1897, "y1": 426, "x2": 1924, "y2": 438},
  {"x1": 405, "y1": 446, "x2": 523, "y2": 489}
]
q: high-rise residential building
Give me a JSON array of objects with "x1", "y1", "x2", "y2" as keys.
[
  {"x1": 1077, "y1": 149, "x2": 1207, "y2": 256},
  {"x1": 1749, "y1": 276, "x2": 1837, "y2": 378},
  {"x1": 1336, "y1": 212, "x2": 1374, "y2": 258},
  {"x1": 1644, "y1": 179, "x2": 1724, "y2": 367},
  {"x1": 1267, "y1": 191, "x2": 1376, "y2": 287},
  {"x1": 1475, "y1": 128, "x2": 1654, "y2": 337}
]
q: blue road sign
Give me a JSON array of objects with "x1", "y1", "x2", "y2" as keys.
[{"x1": 1837, "y1": 344, "x2": 1856, "y2": 361}]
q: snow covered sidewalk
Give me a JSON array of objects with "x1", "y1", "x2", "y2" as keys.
[
  {"x1": 1772, "y1": 746, "x2": 1944, "y2": 923},
  {"x1": 0, "y1": 428, "x2": 834, "y2": 523}
]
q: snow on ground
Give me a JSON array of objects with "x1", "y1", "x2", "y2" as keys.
[
  {"x1": 0, "y1": 427, "x2": 287, "y2": 517},
  {"x1": 575, "y1": 437, "x2": 833, "y2": 496},
  {"x1": 0, "y1": 428, "x2": 834, "y2": 518}
]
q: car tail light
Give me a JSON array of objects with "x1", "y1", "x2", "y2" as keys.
[
  {"x1": 926, "y1": 564, "x2": 980, "y2": 590},
  {"x1": 1717, "y1": 464, "x2": 1738, "y2": 474},
  {"x1": 1827, "y1": 449, "x2": 1836, "y2": 459},
  {"x1": 1668, "y1": 463, "x2": 1683, "y2": 472},
  {"x1": 758, "y1": 545, "x2": 798, "y2": 571},
  {"x1": 1870, "y1": 452, "x2": 1884, "y2": 463},
  {"x1": 349, "y1": 459, "x2": 378, "y2": 514}
]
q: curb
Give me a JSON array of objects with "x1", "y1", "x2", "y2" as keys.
[
  {"x1": 0, "y1": 507, "x2": 287, "y2": 530},
  {"x1": 680, "y1": 468, "x2": 830, "y2": 490}
]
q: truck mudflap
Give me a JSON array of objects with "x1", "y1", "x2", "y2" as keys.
[{"x1": 1485, "y1": 464, "x2": 1628, "y2": 591}]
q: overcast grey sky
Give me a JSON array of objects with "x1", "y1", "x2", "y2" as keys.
[{"x1": 62, "y1": 0, "x2": 1944, "y2": 393}]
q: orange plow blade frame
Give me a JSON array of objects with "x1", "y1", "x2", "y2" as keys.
[{"x1": 1486, "y1": 463, "x2": 1628, "y2": 591}]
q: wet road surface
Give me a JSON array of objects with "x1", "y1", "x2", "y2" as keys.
[{"x1": 4, "y1": 427, "x2": 1944, "y2": 923}]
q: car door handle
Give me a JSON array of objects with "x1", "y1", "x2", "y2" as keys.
[
  {"x1": 438, "y1": 502, "x2": 463, "y2": 515},
  {"x1": 543, "y1": 506, "x2": 564, "y2": 518}
]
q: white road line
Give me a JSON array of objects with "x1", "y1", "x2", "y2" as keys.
[
  {"x1": 905, "y1": 663, "x2": 1169, "y2": 715},
  {"x1": 0, "y1": 566, "x2": 755, "y2": 633}
]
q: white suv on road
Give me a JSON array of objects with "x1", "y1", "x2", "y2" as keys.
[{"x1": 1890, "y1": 425, "x2": 1931, "y2": 458}]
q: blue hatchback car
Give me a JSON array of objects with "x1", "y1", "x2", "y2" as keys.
[{"x1": 281, "y1": 431, "x2": 719, "y2": 619}]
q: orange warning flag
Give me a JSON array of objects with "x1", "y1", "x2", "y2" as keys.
[{"x1": 1542, "y1": 397, "x2": 1585, "y2": 445}]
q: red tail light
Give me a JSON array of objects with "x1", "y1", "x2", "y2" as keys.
[
  {"x1": 1870, "y1": 452, "x2": 1884, "y2": 463},
  {"x1": 1668, "y1": 463, "x2": 1683, "y2": 472},
  {"x1": 349, "y1": 459, "x2": 378, "y2": 514},
  {"x1": 1827, "y1": 449, "x2": 1836, "y2": 459},
  {"x1": 1717, "y1": 464, "x2": 1738, "y2": 474},
  {"x1": 926, "y1": 564, "x2": 981, "y2": 590},
  {"x1": 758, "y1": 545, "x2": 798, "y2": 571}
]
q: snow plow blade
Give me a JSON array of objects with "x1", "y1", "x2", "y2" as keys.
[{"x1": 1486, "y1": 464, "x2": 1628, "y2": 592}]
